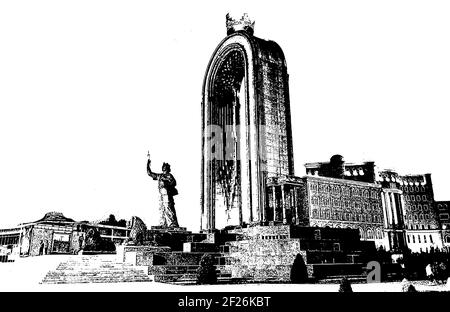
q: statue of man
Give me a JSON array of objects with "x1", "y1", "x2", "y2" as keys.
[{"x1": 147, "y1": 156, "x2": 179, "y2": 228}]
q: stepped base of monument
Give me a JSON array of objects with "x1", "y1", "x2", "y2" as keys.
[
  {"x1": 41, "y1": 255, "x2": 152, "y2": 284},
  {"x1": 119, "y1": 224, "x2": 377, "y2": 284}
]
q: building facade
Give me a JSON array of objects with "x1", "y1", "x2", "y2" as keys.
[
  {"x1": 435, "y1": 201, "x2": 450, "y2": 248},
  {"x1": 0, "y1": 212, "x2": 130, "y2": 259},
  {"x1": 302, "y1": 155, "x2": 447, "y2": 252}
]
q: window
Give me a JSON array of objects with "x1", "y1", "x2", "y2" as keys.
[
  {"x1": 422, "y1": 195, "x2": 427, "y2": 201},
  {"x1": 424, "y1": 235, "x2": 427, "y2": 243},
  {"x1": 413, "y1": 235, "x2": 416, "y2": 243},
  {"x1": 416, "y1": 195, "x2": 421, "y2": 201},
  {"x1": 407, "y1": 235, "x2": 410, "y2": 243},
  {"x1": 430, "y1": 235, "x2": 433, "y2": 243},
  {"x1": 418, "y1": 236, "x2": 421, "y2": 243},
  {"x1": 406, "y1": 195, "x2": 410, "y2": 200},
  {"x1": 440, "y1": 213, "x2": 449, "y2": 220},
  {"x1": 377, "y1": 229, "x2": 382, "y2": 239},
  {"x1": 314, "y1": 229, "x2": 321, "y2": 240}
]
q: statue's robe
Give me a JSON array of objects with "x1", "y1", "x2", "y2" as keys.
[{"x1": 148, "y1": 170, "x2": 179, "y2": 227}]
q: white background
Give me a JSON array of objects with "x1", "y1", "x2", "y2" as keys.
[{"x1": 1, "y1": 0, "x2": 449, "y2": 231}]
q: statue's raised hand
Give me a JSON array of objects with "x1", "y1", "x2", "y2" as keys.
[{"x1": 146, "y1": 158, "x2": 153, "y2": 174}]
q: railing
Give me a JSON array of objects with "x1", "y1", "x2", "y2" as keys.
[{"x1": 0, "y1": 255, "x2": 14, "y2": 263}]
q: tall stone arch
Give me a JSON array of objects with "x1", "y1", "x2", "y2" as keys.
[{"x1": 200, "y1": 14, "x2": 294, "y2": 231}]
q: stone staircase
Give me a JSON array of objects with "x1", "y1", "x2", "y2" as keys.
[{"x1": 41, "y1": 255, "x2": 152, "y2": 284}]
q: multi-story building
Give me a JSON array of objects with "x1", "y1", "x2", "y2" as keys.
[
  {"x1": 302, "y1": 155, "x2": 446, "y2": 252},
  {"x1": 301, "y1": 175, "x2": 386, "y2": 248},
  {"x1": 263, "y1": 153, "x2": 449, "y2": 253}
]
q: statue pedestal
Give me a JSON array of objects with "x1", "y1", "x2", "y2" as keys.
[{"x1": 145, "y1": 226, "x2": 209, "y2": 252}]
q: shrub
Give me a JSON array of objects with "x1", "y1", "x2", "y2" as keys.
[
  {"x1": 401, "y1": 279, "x2": 417, "y2": 292},
  {"x1": 338, "y1": 277, "x2": 353, "y2": 292},
  {"x1": 431, "y1": 262, "x2": 448, "y2": 284},
  {"x1": 196, "y1": 254, "x2": 217, "y2": 285},
  {"x1": 290, "y1": 254, "x2": 308, "y2": 283}
]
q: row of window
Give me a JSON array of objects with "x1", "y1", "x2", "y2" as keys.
[
  {"x1": 406, "y1": 224, "x2": 433, "y2": 230},
  {"x1": 344, "y1": 169, "x2": 365, "y2": 177},
  {"x1": 361, "y1": 229, "x2": 383, "y2": 240},
  {"x1": 311, "y1": 209, "x2": 382, "y2": 223},
  {"x1": 406, "y1": 213, "x2": 433, "y2": 221},
  {"x1": 311, "y1": 196, "x2": 380, "y2": 211},
  {"x1": 405, "y1": 195, "x2": 428, "y2": 202},
  {"x1": 402, "y1": 185, "x2": 426, "y2": 193},
  {"x1": 407, "y1": 234, "x2": 434, "y2": 244},
  {"x1": 310, "y1": 184, "x2": 378, "y2": 199},
  {"x1": 260, "y1": 235, "x2": 289, "y2": 240},
  {"x1": 407, "y1": 204, "x2": 429, "y2": 212}
]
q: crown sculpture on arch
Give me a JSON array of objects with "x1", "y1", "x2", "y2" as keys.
[{"x1": 226, "y1": 12, "x2": 255, "y2": 35}]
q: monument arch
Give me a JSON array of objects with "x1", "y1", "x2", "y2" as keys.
[{"x1": 201, "y1": 14, "x2": 295, "y2": 231}]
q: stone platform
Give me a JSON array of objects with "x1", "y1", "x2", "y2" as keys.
[
  {"x1": 121, "y1": 226, "x2": 217, "y2": 283},
  {"x1": 220, "y1": 225, "x2": 375, "y2": 282},
  {"x1": 120, "y1": 224, "x2": 376, "y2": 284},
  {"x1": 41, "y1": 255, "x2": 151, "y2": 284}
]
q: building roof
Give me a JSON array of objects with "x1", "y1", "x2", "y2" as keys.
[{"x1": 20, "y1": 212, "x2": 75, "y2": 226}]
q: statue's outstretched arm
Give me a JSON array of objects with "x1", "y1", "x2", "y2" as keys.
[{"x1": 147, "y1": 159, "x2": 159, "y2": 180}]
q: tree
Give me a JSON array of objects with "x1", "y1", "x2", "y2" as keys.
[
  {"x1": 117, "y1": 219, "x2": 127, "y2": 227},
  {"x1": 290, "y1": 254, "x2": 308, "y2": 283},
  {"x1": 196, "y1": 254, "x2": 217, "y2": 285},
  {"x1": 431, "y1": 261, "x2": 448, "y2": 284},
  {"x1": 98, "y1": 214, "x2": 127, "y2": 228}
]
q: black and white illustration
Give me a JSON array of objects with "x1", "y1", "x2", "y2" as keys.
[{"x1": 1, "y1": 1, "x2": 450, "y2": 293}]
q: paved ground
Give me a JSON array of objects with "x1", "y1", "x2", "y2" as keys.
[{"x1": 1, "y1": 255, "x2": 449, "y2": 292}]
